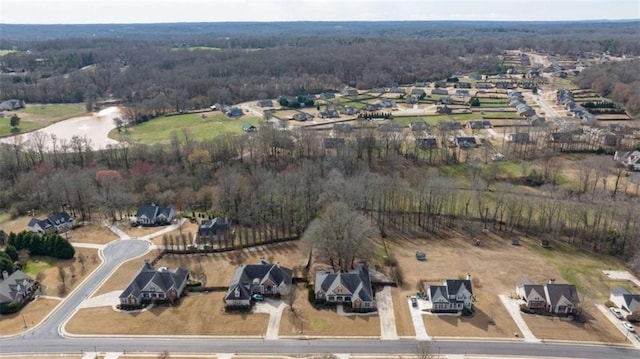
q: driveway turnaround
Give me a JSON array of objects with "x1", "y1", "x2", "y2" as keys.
[
  {"x1": 408, "y1": 298, "x2": 430, "y2": 340},
  {"x1": 499, "y1": 294, "x2": 540, "y2": 343},
  {"x1": 255, "y1": 300, "x2": 287, "y2": 340},
  {"x1": 375, "y1": 286, "x2": 399, "y2": 340}
]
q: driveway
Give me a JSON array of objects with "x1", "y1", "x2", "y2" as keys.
[
  {"x1": 499, "y1": 294, "x2": 539, "y2": 343},
  {"x1": 407, "y1": 297, "x2": 430, "y2": 340},
  {"x1": 595, "y1": 304, "x2": 640, "y2": 348},
  {"x1": 603, "y1": 270, "x2": 640, "y2": 287},
  {"x1": 254, "y1": 299, "x2": 286, "y2": 340},
  {"x1": 375, "y1": 286, "x2": 399, "y2": 340}
]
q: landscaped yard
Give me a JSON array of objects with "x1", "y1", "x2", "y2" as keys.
[
  {"x1": 31, "y1": 247, "x2": 100, "y2": 296},
  {"x1": 0, "y1": 103, "x2": 86, "y2": 137},
  {"x1": 66, "y1": 293, "x2": 269, "y2": 336},
  {"x1": 279, "y1": 284, "x2": 381, "y2": 337},
  {"x1": 0, "y1": 298, "x2": 60, "y2": 335},
  {"x1": 523, "y1": 309, "x2": 627, "y2": 343},
  {"x1": 109, "y1": 112, "x2": 262, "y2": 145}
]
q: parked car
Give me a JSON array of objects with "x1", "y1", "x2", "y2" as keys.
[
  {"x1": 622, "y1": 321, "x2": 636, "y2": 332},
  {"x1": 252, "y1": 294, "x2": 264, "y2": 302},
  {"x1": 610, "y1": 307, "x2": 624, "y2": 319},
  {"x1": 411, "y1": 297, "x2": 418, "y2": 308}
]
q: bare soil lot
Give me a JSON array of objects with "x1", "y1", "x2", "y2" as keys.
[
  {"x1": 385, "y1": 231, "x2": 627, "y2": 341},
  {"x1": 0, "y1": 298, "x2": 59, "y2": 335},
  {"x1": 66, "y1": 293, "x2": 268, "y2": 336},
  {"x1": 67, "y1": 222, "x2": 117, "y2": 244},
  {"x1": 158, "y1": 241, "x2": 310, "y2": 286},
  {"x1": 92, "y1": 252, "x2": 157, "y2": 296},
  {"x1": 524, "y1": 309, "x2": 627, "y2": 343},
  {"x1": 279, "y1": 284, "x2": 380, "y2": 337},
  {"x1": 150, "y1": 221, "x2": 199, "y2": 245}
]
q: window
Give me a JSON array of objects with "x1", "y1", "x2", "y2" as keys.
[{"x1": 344, "y1": 296, "x2": 351, "y2": 302}]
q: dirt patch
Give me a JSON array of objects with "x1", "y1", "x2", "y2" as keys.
[
  {"x1": 279, "y1": 284, "x2": 380, "y2": 337},
  {"x1": 34, "y1": 248, "x2": 100, "y2": 297},
  {"x1": 391, "y1": 288, "x2": 415, "y2": 337},
  {"x1": 157, "y1": 242, "x2": 310, "y2": 287},
  {"x1": 150, "y1": 221, "x2": 200, "y2": 245},
  {"x1": 114, "y1": 221, "x2": 165, "y2": 238},
  {"x1": 67, "y1": 222, "x2": 117, "y2": 244},
  {"x1": 0, "y1": 298, "x2": 59, "y2": 335},
  {"x1": 0, "y1": 216, "x2": 31, "y2": 235},
  {"x1": 66, "y1": 293, "x2": 268, "y2": 336},
  {"x1": 524, "y1": 308, "x2": 627, "y2": 343},
  {"x1": 92, "y1": 252, "x2": 157, "y2": 297}
]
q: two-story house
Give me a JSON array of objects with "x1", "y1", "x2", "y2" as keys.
[
  {"x1": 314, "y1": 262, "x2": 375, "y2": 310},
  {"x1": 428, "y1": 274, "x2": 474, "y2": 313},
  {"x1": 224, "y1": 258, "x2": 292, "y2": 308},
  {"x1": 119, "y1": 260, "x2": 189, "y2": 305},
  {"x1": 27, "y1": 212, "x2": 74, "y2": 234}
]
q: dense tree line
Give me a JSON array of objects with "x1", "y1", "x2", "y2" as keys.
[
  {"x1": 576, "y1": 59, "x2": 640, "y2": 116},
  {"x1": 7, "y1": 231, "x2": 75, "y2": 260}
]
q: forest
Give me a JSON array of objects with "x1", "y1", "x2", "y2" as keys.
[{"x1": 1, "y1": 21, "x2": 640, "y2": 272}]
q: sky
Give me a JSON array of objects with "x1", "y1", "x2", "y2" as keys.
[{"x1": 1, "y1": 0, "x2": 639, "y2": 24}]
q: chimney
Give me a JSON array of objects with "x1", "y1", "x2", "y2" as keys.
[
  {"x1": 276, "y1": 262, "x2": 280, "y2": 268},
  {"x1": 2, "y1": 270, "x2": 8, "y2": 280},
  {"x1": 549, "y1": 278, "x2": 556, "y2": 284},
  {"x1": 466, "y1": 273, "x2": 471, "y2": 281}
]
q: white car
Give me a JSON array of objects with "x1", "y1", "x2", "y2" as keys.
[
  {"x1": 622, "y1": 321, "x2": 636, "y2": 332},
  {"x1": 609, "y1": 307, "x2": 624, "y2": 319}
]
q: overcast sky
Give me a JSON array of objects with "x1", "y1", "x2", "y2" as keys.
[{"x1": 1, "y1": 0, "x2": 639, "y2": 24}]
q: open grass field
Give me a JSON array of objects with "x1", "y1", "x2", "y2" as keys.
[
  {"x1": 109, "y1": 112, "x2": 262, "y2": 145},
  {"x1": 385, "y1": 230, "x2": 629, "y2": 342},
  {"x1": 279, "y1": 284, "x2": 380, "y2": 337},
  {"x1": 0, "y1": 103, "x2": 86, "y2": 137},
  {"x1": 0, "y1": 49, "x2": 18, "y2": 56},
  {"x1": 35, "y1": 247, "x2": 100, "y2": 296},
  {"x1": 67, "y1": 222, "x2": 117, "y2": 244},
  {"x1": 66, "y1": 293, "x2": 269, "y2": 336},
  {"x1": 0, "y1": 298, "x2": 60, "y2": 335}
]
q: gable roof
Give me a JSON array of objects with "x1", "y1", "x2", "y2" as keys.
[
  {"x1": 444, "y1": 279, "x2": 473, "y2": 296},
  {"x1": 225, "y1": 262, "x2": 293, "y2": 301},
  {"x1": 0, "y1": 270, "x2": 34, "y2": 303},
  {"x1": 198, "y1": 217, "x2": 230, "y2": 236},
  {"x1": 119, "y1": 262, "x2": 189, "y2": 300},
  {"x1": 136, "y1": 205, "x2": 159, "y2": 219},
  {"x1": 545, "y1": 283, "x2": 578, "y2": 307},
  {"x1": 315, "y1": 263, "x2": 373, "y2": 303}
]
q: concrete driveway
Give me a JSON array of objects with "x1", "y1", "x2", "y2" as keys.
[
  {"x1": 254, "y1": 299, "x2": 286, "y2": 340},
  {"x1": 407, "y1": 297, "x2": 430, "y2": 340},
  {"x1": 499, "y1": 294, "x2": 539, "y2": 343},
  {"x1": 375, "y1": 286, "x2": 399, "y2": 340},
  {"x1": 603, "y1": 270, "x2": 640, "y2": 287},
  {"x1": 595, "y1": 304, "x2": 640, "y2": 348}
]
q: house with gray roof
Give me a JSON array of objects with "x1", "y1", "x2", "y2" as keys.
[
  {"x1": 516, "y1": 103, "x2": 535, "y2": 117},
  {"x1": 516, "y1": 278, "x2": 546, "y2": 309},
  {"x1": 428, "y1": 274, "x2": 474, "y2": 313},
  {"x1": 225, "y1": 258, "x2": 292, "y2": 307},
  {"x1": 27, "y1": 212, "x2": 74, "y2": 234},
  {"x1": 431, "y1": 88, "x2": 449, "y2": 96},
  {"x1": 226, "y1": 107, "x2": 244, "y2": 117},
  {"x1": 314, "y1": 262, "x2": 375, "y2": 310},
  {"x1": 0, "y1": 270, "x2": 36, "y2": 306},
  {"x1": 256, "y1": 100, "x2": 274, "y2": 108},
  {"x1": 319, "y1": 109, "x2": 340, "y2": 119},
  {"x1": 609, "y1": 287, "x2": 640, "y2": 314},
  {"x1": 516, "y1": 279, "x2": 579, "y2": 315},
  {"x1": 119, "y1": 260, "x2": 189, "y2": 305},
  {"x1": 135, "y1": 205, "x2": 176, "y2": 226},
  {"x1": 292, "y1": 112, "x2": 314, "y2": 121},
  {"x1": 197, "y1": 217, "x2": 229, "y2": 242}
]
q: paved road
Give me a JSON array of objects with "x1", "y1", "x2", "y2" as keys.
[
  {"x1": 18, "y1": 239, "x2": 150, "y2": 339},
  {"x1": 1, "y1": 337, "x2": 637, "y2": 358}
]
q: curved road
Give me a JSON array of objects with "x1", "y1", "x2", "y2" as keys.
[{"x1": 1, "y1": 237, "x2": 638, "y2": 358}]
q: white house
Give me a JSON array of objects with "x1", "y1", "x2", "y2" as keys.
[
  {"x1": 610, "y1": 287, "x2": 640, "y2": 313},
  {"x1": 428, "y1": 274, "x2": 474, "y2": 313}
]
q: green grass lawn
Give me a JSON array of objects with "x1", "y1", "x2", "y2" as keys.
[
  {"x1": 0, "y1": 49, "x2": 17, "y2": 56},
  {"x1": 110, "y1": 113, "x2": 262, "y2": 145},
  {"x1": 22, "y1": 256, "x2": 57, "y2": 277},
  {"x1": 171, "y1": 46, "x2": 222, "y2": 51},
  {"x1": 0, "y1": 103, "x2": 86, "y2": 137},
  {"x1": 394, "y1": 113, "x2": 480, "y2": 126}
]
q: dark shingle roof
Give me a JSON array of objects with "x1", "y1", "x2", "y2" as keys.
[
  {"x1": 225, "y1": 263, "x2": 293, "y2": 301},
  {"x1": 444, "y1": 279, "x2": 473, "y2": 296},
  {"x1": 119, "y1": 262, "x2": 189, "y2": 300},
  {"x1": 0, "y1": 270, "x2": 34, "y2": 303},
  {"x1": 545, "y1": 283, "x2": 578, "y2": 307}
]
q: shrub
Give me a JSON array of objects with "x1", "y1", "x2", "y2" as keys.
[
  {"x1": 627, "y1": 311, "x2": 640, "y2": 323},
  {"x1": 0, "y1": 301, "x2": 23, "y2": 315},
  {"x1": 604, "y1": 300, "x2": 616, "y2": 308}
]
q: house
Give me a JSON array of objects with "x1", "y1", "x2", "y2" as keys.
[
  {"x1": 0, "y1": 99, "x2": 26, "y2": 112},
  {"x1": 226, "y1": 107, "x2": 244, "y2": 117},
  {"x1": 528, "y1": 115, "x2": 546, "y2": 126},
  {"x1": 416, "y1": 137, "x2": 438, "y2": 150},
  {"x1": 614, "y1": 151, "x2": 640, "y2": 171},
  {"x1": 516, "y1": 279, "x2": 547, "y2": 309},
  {"x1": 377, "y1": 99, "x2": 397, "y2": 108},
  {"x1": 411, "y1": 88, "x2": 426, "y2": 96},
  {"x1": 242, "y1": 124, "x2": 257, "y2": 132},
  {"x1": 256, "y1": 100, "x2": 274, "y2": 108},
  {"x1": 516, "y1": 103, "x2": 535, "y2": 117},
  {"x1": 119, "y1": 260, "x2": 189, "y2": 305},
  {"x1": 455, "y1": 82, "x2": 472, "y2": 89},
  {"x1": 27, "y1": 212, "x2": 74, "y2": 234},
  {"x1": 321, "y1": 92, "x2": 336, "y2": 100},
  {"x1": 389, "y1": 87, "x2": 406, "y2": 94},
  {"x1": 545, "y1": 281, "x2": 579, "y2": 314},
  {"x1": 225, "y1": 258, "x2": 292, "y2": 307},
  {"x1": 314, "y1": 262, "x2": 375, "y2": 310},
  {"x1": 344, "y1": 88, "x2": 359, "y2": 96},
  {"x1": 436, "y1": 105, "x2": 452, "y2": 115},
  {"x1": 428, "y1": 274, "x2": 474, "y2": 312},
  {"x1": 409, "y1": 121, "x2": 429, "y2": 132},
  {"x1": 370, "y1": 87, "x2": 386, "y2": 93},
  {"x1": 609, "y1": 287, "x2": 640, "y2": 313},
  {"x1": 467, "y1": 121, "x2": 492, "y2": 130},
  {"x1": 439, "y1": 96, "x2": 453, "y2": 105},
  {"x1": 319, "y1": 109, "x2": 340, "y2": 119},
  {"x1": 431, "y1": 88, "x2": 449, "y2": 96},
  {"x1": 197, "y1": 217, "x2": 230, "y2": 241},
  {"x1": 292, "y1": 112, "x2": 314, "y2": 121},
  {"x1": 340, "y1": 106, "x2": 359, "y2": 116},
  {"x1": 406, "y1": 96, "x2": 419, "y2": 105},
  {"x1": 363, "y1": 103, "x2": 383, "y2": 112},
  {"x1": 0, "y1": 270, "x2": 36, "y2": 305},
  {"x1": 496, "y1": 82, "x2": 516, "y2": 90},
  {"x1": 455, "y1": 90, "x2": 470, "y2": 97},
  {"x1": 135, "y1": 204, "x2": 176, "y2": 226},
  {"x1": 438, "y1": 121, "x2": 462, "y2": 131},
  {"x1": 455, "y1": 136, "x2": 477, "y2": 148},
  {"x1": 475, "y1": 83, "x2": 493, "y2": 89},
  {"x1": 377, "y1": 123, "x2": 401, "y2": 133}
]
